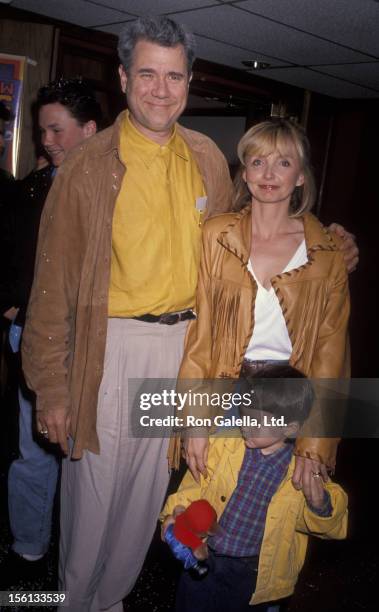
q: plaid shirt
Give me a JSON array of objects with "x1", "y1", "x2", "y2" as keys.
[{"x1": 209, "y1": 444, "x2": 293, "y2": 557}]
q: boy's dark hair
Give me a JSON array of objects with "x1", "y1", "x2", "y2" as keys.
[
  {"x1": 37, "y1": 77, "x2": 102, "y2": 127},
  {"x1": 239, "y1": 364, "x2": 314, "y2": 425}
]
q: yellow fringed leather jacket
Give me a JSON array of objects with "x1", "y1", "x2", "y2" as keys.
[{"x1": 169, "y1": 207, "x2": 350, "y2": 469}]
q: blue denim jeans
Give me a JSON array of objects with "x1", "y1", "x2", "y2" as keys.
[{"x1": 7, "y1": 323, "x2": 60, "y2": 556}]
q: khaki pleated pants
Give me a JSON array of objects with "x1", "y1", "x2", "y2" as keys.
[{"x1": 59, "y1": 318, "x2": 188, "y2": 612}]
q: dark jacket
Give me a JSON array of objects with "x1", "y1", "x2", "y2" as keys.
[{"x1": 0, "y1": 165, "x2": 54, "y2": 324}]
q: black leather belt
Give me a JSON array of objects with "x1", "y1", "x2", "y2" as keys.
[
  {"x1": 132, "y1": 310, "x2": 196, "y2": 325},
  {"x1": 241, "y1": 358, "x2": 289, "y2": 376}
]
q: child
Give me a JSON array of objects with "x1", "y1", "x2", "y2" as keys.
[{"x1": 161, "y1": 365, "x2": 348, "y2": 612}]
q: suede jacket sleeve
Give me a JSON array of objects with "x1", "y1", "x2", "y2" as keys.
[
  {"x1": 295, "y1": 244, "x2": 350, "y2": 469},
  {"x1": 21, "y1": 159, "x2": 89, "y2": 418}
]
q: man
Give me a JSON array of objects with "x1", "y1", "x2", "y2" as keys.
[
  {"x1": 0, "y1": 79, "x2": 100, "y2": 588},
  {"x1": 22, "y1": 17, "x2": 232, "y2": 612},
  {"x1": 22, "y1": 17, "x2": 357, "y2": 612}
]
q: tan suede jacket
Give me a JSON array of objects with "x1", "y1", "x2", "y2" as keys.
[
  {"x1": 22, "y1": 111, "x2": 234, "y2": 459},
  {"x1": 172, "y1": 207, "x2": 350, "y2": 469}
]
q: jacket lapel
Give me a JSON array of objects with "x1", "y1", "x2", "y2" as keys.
[{"x1": 217, "y1": 206, "x2": 252, "y2": 265}]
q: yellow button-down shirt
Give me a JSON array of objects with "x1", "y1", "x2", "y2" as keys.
[{"x1": 108, "y1": 114, "x2": 206, "y2": 317}]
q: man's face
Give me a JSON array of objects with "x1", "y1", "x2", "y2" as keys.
[
  {"x1": 119, "y1": 40, "x2": 190, "y2": 144},
  {"x1": 39, "y1": 102, "x2": 96, "y2": 167}
]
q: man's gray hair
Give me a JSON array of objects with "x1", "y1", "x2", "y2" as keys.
[{"x1": 118, "y1": 16, "x2": 196, "y2": 75}]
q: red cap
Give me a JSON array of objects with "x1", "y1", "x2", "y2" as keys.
[{"x1": 173, "y1": 500, "x2": 217, "y2": 551}]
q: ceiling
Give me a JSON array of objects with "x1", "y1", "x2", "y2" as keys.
[{"x1": 6, "y1": 0, "x2": 379, "y2": 98}]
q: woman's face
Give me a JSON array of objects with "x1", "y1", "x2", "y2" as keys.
[{"x1": 243, "y1": 142, "x2": 304, "y2": 207}]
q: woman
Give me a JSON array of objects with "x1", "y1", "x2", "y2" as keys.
[{"x1": 173, "y1": 119, "x2": 350, "y2": 491}]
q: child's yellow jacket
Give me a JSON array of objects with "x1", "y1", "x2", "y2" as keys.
[{"x1": 161, "y1": 437, "x2": 348, "y2": 605}]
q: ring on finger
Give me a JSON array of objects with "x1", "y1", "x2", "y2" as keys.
[{"x1": 311, "y1": 470, "x2": 321, "y2": 478}]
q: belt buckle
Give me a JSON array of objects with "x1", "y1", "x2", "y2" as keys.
[{"x1": 159, "y1": 313, "x2": 179, "y2": 325}]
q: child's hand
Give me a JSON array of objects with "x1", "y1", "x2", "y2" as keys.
[
  {"x1": 173, "y1": 505, "x2": 186, "y2": 518},
  {"x1": 303, "y1": 472, "x2": 327, "y2": 510},
  {"x1": 161, "y1": 514, "x2": 175, "y2": 541},
  {"x1": 193, "y1": 542, "x2": 209, "y2": 561},
  {"x1": 161, "y1": 505, "x2": 186, "y2": 541}
]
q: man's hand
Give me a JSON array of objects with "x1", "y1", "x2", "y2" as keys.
[
  {"x1": 292, "y1": 455, "x2": 328, "y2": 500},
  {"x1": 328, "y1": 223, "x2": 359, "y2": 273},
  {"x1": 36, "y1": 407, "x2": 71, "y2": 454},
  {"x1": 182, "y1": 436, "x2": 209, "y2": 483}
]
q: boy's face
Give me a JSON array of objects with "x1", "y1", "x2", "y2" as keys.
[
  {"x1": 240, "y1": 409, "x2": 298, "y2": 455},
  {"x1": 38, "y1": 103, "x2": 96, "y2": 167}
]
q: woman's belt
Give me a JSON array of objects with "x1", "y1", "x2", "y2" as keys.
[{"x1": 240, "y1": 358, "x2": 289, "y2": 376}]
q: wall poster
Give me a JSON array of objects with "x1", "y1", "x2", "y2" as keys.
[{"x1": 0, "y1": 53, "x2": 26, "y2": 178}]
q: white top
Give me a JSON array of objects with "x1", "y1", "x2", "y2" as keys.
[{"x1": 244, "y1": 240, "x2": 307, "y2": 361}]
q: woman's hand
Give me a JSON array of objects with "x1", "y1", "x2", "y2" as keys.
[
  {"x1": 183, "y1": 435, "x2": 209, "y2": 483},
  {"x1": 302, "y1": 470, "x2": 328, "y2": 511},
  {"x1": 292, "y1": 455, "x2": 329, "y2": 499}
]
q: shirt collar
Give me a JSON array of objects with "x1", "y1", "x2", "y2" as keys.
[
  {"x1": 121, "y1": 110, "x2": 189, "y2": 168},
  {"x1": 249, "y1": 442, "x2": 293, "y2": 466}
]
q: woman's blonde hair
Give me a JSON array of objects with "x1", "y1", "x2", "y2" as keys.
[{"x1": 233, "y1": 119, "x2": 316, "y2": 216}]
